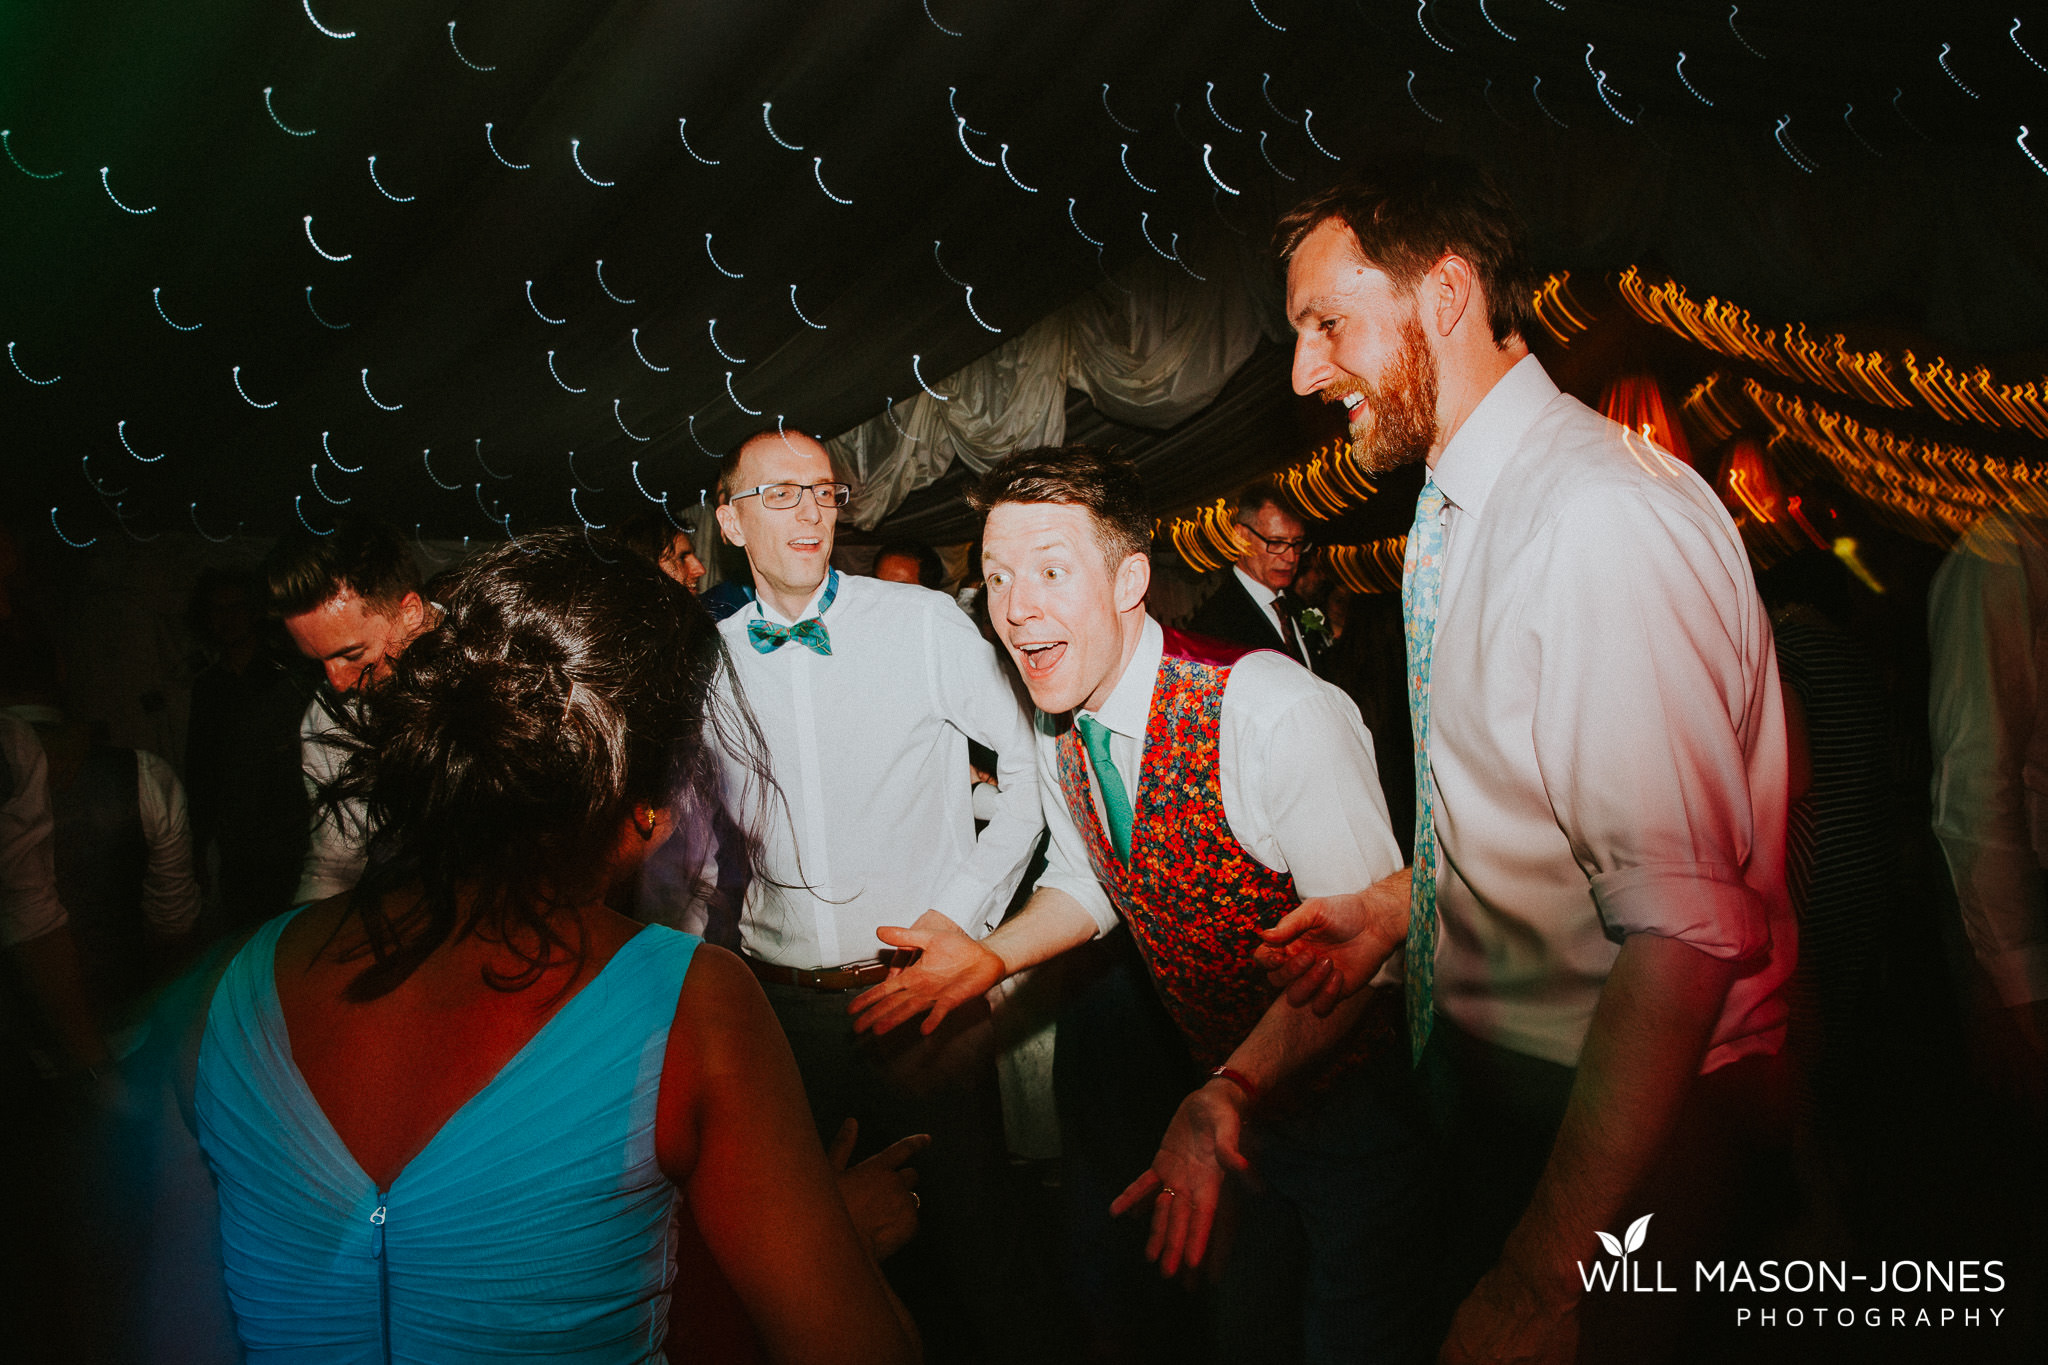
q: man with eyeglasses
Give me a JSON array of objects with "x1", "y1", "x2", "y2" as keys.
[
  {"x1": 709, "y1": 425, "x2": 1044, "y2": 1360},
  {"x1": 1189, "y1": 480, "x2": 1324, "y2": 672}
]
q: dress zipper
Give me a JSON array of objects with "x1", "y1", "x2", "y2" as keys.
[{"x1": 371, "y1": 1196, "x2": 390, "y2": 1363}]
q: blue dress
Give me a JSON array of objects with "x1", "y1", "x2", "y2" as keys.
[{"x1": 196, "y1": 909, "x2": 700, "y2": 1363}]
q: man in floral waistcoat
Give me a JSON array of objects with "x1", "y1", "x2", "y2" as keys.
[{"x1": 852, "y1": 445, "x2": 1436, "y2": 1364}]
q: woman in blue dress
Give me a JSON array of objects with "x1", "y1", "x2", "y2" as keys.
[{"x1": 192, "y1": 529, "x2": 919, "y2": 1364}]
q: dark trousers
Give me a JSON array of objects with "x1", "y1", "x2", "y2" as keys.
[
  {"x1": 1216, "y1": 1049, "x2": 1440, "y2": 1365},
  {"x1": 1420, "y1": 1016, "x2": 1794, "y2": 1364},
  {"x1": 761, "y1": 978, "x2": 1047, "y2": 1365}
]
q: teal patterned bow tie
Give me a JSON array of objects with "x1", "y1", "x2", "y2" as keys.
[{"x1": 746, "y1": 569, "x2": 838, "y2": 655}]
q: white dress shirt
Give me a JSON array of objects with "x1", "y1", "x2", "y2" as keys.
[
  {"x1": 1232, "y1": 567, "x2": 1312, "y2": 667},
  {"x1": 717, "y1": 573, "x2": 1043, "y2": 969},
  {"x1": 1422, "y1": 355, "x2": 1794, "y2": 1071},
  {"x1": 0, "y1": 713, "x2": 64, "y2": 949},
  {"x1": 0, "y1": 706, "x2": 201, "y2": 940},
  {"x1": 1928, "y1": 511, "x2": 2048, "y2": 1006},
  {"x1": 1037, "y1": 615, "x2": 1403, "y2": 935},
  {"x1": 296, "y1": 693, "x2": 368, "y2": 904}
]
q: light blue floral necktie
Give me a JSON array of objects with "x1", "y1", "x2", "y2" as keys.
[{"x1": 1402, "y1": 480, "x2": 1447, "y2": 1065}]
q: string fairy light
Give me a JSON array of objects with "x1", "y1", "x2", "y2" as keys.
[
  {"x1": 262, "y1": 87, "x2": 315, "y2": 137},
  {"x1": 447, "y1": 21, "x2": 496, "y2": 71},
  {"x1": 322, "y1": 431, "x2": 361, "y2": 472},
  {"x1": 569, "y1": 139, "x2": 615, "y2": 186},
  {"x1": 1119, "y1": 144, "x2": 1157, "y2": 192},
  {"x1": 726, "y1": 370, "x2": 762, "y2": 416},
  {"x1": 789, "y1": 284, "x2": 826, "y2": 330},
  {"x1": 999, "y1": 145, "x2": 1038, "y2": 193},
  {"x1": 1204, "y1": 83, "x2": 1243, "y2": 134},
  {"x1": 631, "y1": 327, "x2": 670, "y2": 372},
  {"x1": 189, "y1": 502, "x2": 233, "y2": 543},
  {"x1": 362, "y1": 369, "x2": 402, "y2": 411},
  {"x1": 705, "y1": 234, "x2": 743, "y2": 279},
  {"x1": 294, "y1": 495, "x2": 333, "y2": 536},
  {"x1": 232, "y1": 364, "x2": 278, "y2": 409},
  {"x1": 1101, "y1": 84, "x2": 1140, "y2": 133},
  {"x1": 761, "y1": 103, "x2": 803, "y2": 151},
  {"x1": 546, "y1": 350, "x2": 586, "y2": 393},
  {"x1": 2, "y1": 128, "x2": 62, "y2": 178},
  {"x1": 422, "y1": 448, "x2": 462, "y2": 490},
  {"x1": 153, "y1": 286, "x2": 201, "y2": 331},
  {"x1": 367, "y1": 155, "x2": 416, "y2": 202},
  {"x1": 301, "y1": 0, "x2": 354, "y2": 40},
  {"x1": 614, "y1": 398, "x2": 651, "y2": 442},
  {"x1": 303, "y1": 215, "x2": 351, "y2": 261},
  {"x1": 7, "y1": 341, "x2": 59, "y2": 385},
  {"x1": 813, "y1": 156, "x2": 854, "y2": 204},
  {"x1": 678, "y1": 119, "x2": 720, "y2": 165},
  {"x1": 526, "y1": 279, "x2": 566, "y2": 324},
  {"x1": 119, "y1": 420, "x2": 165, "y2": 462},
  {"x1": 475, "y1": 439, "x2": 511, "y2": 480},
  {"x1": 596, "y1": 260, "x2": 634, "y2": 304},
  {"x1": 82, "y1": 453, "x2": 127, "y2": 498},
  {"x1": 49, "y1": 507, "x2": 96, "y2": 549},
  {"x1": 99, "y1": 167, "x2": 156, "y2": 214},
  {"x1": 485, "y1": 122, "x2": 531, "y2": 169},
  {"x1": 1406, "y1": 72, "x2": 1445, "y2": 124},
  {"x1": 310, "y1": 464, "x2": 350, "y2": 504}
]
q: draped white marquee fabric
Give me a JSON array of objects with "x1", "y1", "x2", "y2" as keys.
[{"x1": 831, "y1": 248, "x2": 1285, "y2": 527}]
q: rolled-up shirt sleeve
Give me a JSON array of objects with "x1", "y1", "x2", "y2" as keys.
[
  {"x1": 0, "y1": 716, "x2": 66, "y2": 949},
  {"x1": 135, "y1": 750, "x2": 202, "y2": 938},
  {"x1": 1527, "y1": 485, "x2": 1780, "y2": 962}
]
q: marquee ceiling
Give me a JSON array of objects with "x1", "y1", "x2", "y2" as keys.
[{"x1": 4, "y1": 0, "x2": 2045, "y2": 547}]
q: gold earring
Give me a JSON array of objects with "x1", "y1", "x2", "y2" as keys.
[{"x1": 632, "y1": 806, "x2": 658, "y2": 840}]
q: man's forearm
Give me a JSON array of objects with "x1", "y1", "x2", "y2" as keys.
[
  {"x1": 1498, "y1": 932, "x2": 1736, "y2": 1296},
  {"x1": 1218, "y1": 974, "x2": 1378, "y2": 1096},
  {"x1": 982, "y1": 886, "x2": 1100, "y2": 978}
]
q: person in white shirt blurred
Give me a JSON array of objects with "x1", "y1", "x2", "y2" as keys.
[
  {"x1": 262, "y1": 517, "x2": 434, "y2": 907},
  {"x1": 1929, "y1": 509, "x2": 2048, "y2": 1080}
]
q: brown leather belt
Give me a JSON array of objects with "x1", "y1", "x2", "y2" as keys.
[{"x1": 743, "y1": 953, "x2": 910, "y2": 992}]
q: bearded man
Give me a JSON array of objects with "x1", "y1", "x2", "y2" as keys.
[{"x1": 1261, "y1": 159, "x2": 1796, "y2": 1363}]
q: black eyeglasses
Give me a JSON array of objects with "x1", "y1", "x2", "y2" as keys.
[
  {"x1": 1238, "y1": 526, "x2": 1311, "y2": 556},
  {"x1": 728, "y1": 481, "x2": 853, "y2": 510}
]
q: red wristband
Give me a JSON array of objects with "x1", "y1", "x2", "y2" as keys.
[{"x1": 1206, "y1": 1065, "x2": 1261, "y2": 1106}]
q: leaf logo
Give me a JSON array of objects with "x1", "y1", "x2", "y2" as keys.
[{"x1": 1594, "y1": 1213, "x2": 1652, "y2": 1261}]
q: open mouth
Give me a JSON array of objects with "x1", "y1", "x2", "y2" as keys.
[
  {"x1": 1015, "y1": 640, "x2": 1066, "y2": 679},
  {"x1": 788, "y1": 536, "x2": 823, "y2": 551}
]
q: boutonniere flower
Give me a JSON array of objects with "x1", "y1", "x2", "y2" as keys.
[{"x1": 1297, "y1": 607, "x2": 1331, "y2": 641}]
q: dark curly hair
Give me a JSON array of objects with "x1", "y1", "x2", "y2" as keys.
[{"x1": 316, "y1": 529, "x2": 770, "y2": 999}]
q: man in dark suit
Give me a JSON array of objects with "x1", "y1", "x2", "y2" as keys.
[{"x1": 1188, "y1": 480, "x2": 1326, "y2": 671}]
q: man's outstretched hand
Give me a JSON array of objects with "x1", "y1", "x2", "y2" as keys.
[
  {"x1": 1107, "y1": 1081, "x2": 1252, "y2": 1280},
  {"x1": 828, "y1": 1118, "x2": 929, "y2": 1262},
  {"x1": 849, "y1": 911, "x2": 1004, "y2": 1036},
  {"x1": 1252, "y1": 867, "x2": 1412, "y2": 1016}
]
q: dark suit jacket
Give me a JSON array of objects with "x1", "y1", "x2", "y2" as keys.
[{"x1": 1187, "y1": 571, "x2": 1324, "y2": 673}]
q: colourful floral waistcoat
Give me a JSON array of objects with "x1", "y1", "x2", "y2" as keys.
[{"x1": 1054, "y1": 650, "x2": 1319, "y2": 1071}]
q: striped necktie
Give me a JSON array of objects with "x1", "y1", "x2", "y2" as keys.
[{"x1": 1402, "y1": 479, "x2": 1447, "y2": 1065}]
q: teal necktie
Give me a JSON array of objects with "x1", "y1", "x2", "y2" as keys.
[
  {"x1": 1402, "y1": 479, "x2": 1447, "y2": 1065},
  {"x1": 1076, "y1": 715, "x2": 1134, "y2": 862},
  {"x1": 747, "y1": 570, "x2": 838, "y2": 655}
]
